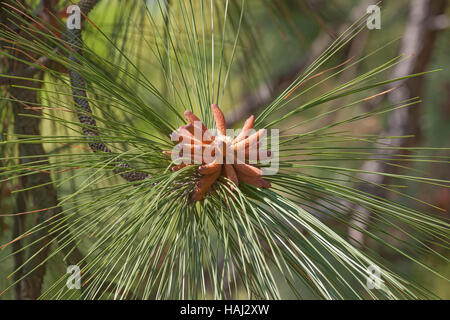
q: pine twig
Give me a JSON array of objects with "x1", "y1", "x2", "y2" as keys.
[{"x1": 66, "y1": 0, "x2": 148, "y2": 182}]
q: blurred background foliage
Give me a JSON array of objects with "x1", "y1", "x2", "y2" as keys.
[{"x1": 0, "y1": 0, "x2": 449, "y2": 299}]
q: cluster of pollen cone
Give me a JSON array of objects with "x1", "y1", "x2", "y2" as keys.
[{"x1": 163, "y1": 104, "x2": 271, "y2": 201}]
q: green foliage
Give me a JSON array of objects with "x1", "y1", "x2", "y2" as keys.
[{"x1": 0, "y1": 0, "x2": 448, "y2": 299}]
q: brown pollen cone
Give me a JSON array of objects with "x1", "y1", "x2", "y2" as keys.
[{"x1": 164, "y1": 104, "x2": 271, "y2": 201}]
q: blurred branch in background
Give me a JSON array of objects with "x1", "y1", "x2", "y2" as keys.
[
  {"x1": 348, "y1": 0, "x2": 448, "y2": 247},
  {"x1": 226, "y1": 0, "x2": 374, "y2": 127},
  {"x1": 0, "y1": 0, "x2": 95, "y2": 299}
]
